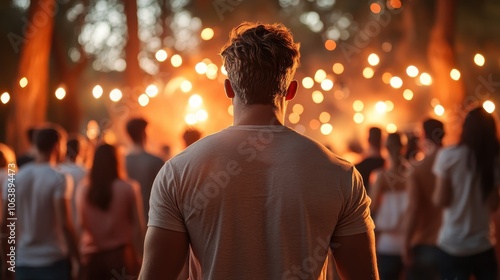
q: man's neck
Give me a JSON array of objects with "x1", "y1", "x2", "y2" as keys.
[
  {"x1": 130, "y1": 144, "x2": 146, "y2": 154},
  {"x1": 36, "y1": 154, "x2": 56, "y2": 166},
  {"x1": 233, "y1": 101, "x2": 286, "y2": 126}
]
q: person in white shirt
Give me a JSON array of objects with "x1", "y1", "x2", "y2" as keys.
[
  {"x1": 1, "y1": 125, "x2": 80, "y2": 280},
  {"x1": 433, "y1": 107, "x2": 500, "y2": 280},
  {"x1": 139, "y1": 22, "x2": 378, "y2": 280}
]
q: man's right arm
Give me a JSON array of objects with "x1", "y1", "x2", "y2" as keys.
[{"x1": 332, "y1": 230, "x2": 379, "y2": 280}]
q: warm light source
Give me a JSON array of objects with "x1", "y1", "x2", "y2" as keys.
[
  {"x1": 109, "y1": 89, "x2": 122, "y2": 102},
  {"x1": 353, "y1": 113, "x2": 364, "y2": 124},
  {"x1": 324, "y1": 40, "x2": 337, "y2": 51},
  {"x1": 289, "y1": 113, "x2": 300, "y2": 124},
  {"x1": 321, "y1": 79, "x2": 334, "y2": 91},
  {"x1": 370, "y1": 3, "x2": 382, "y2": 13},
  {"x1": 293, "y1": 104, "x2": 304, "y2": 115},
  {"x1": 389, "y1": 76, "x2": 403, "y2": 89},
  {"x1": 302, "y1": 77, "x2": 314, "y2": 89},
  {"x1": 171, "y1": 54, "x2": 183, "y2": 67},
  {"x1": 332, "y1": 63, "x2": 344, "y2": 74},
  {"x1": 55, "y1": 87, "x2": 66, "y2": 100},
  {"x1": 367, "y1": 53, "x2": 380, "y2": 66},
  {"x1": 406, "y1": 65, "x2": 419, "y2": 77},
  {"x1": 185, "y1": 114, "x2": 197, "y2": 125},
  {"x1": 363, "y1": 67, "x2": 374, "y2": 79},
  {"x1": 206, "y1": 64, "x2": 218, "y2": 80},
  {"x1": 320, "y1": 123, "x2": 333, "y2": 135},
  {"x1": 386, "y1": 123, "x2": 397, "y2": 133},
  {"x1": 483, "y1": 100, "x2": 495, "y2": 113},
  {"x1": 385, "y1": 100, "x2": 394, "y2": 112},
  {"x1": 434, "y1": 104, "x2": 445, "y2": 116},
  {"x1": 92, "y1": 85, "x2": 103, "y2": 99},
  {"x1": 312, "y1": 91, "x2": 324, "y2": 104},
  {"x1": 319, "y1": 112, "x2": 331, "y2": 123},
  {"x1": 1, "y1": 92, "x2": 10, "y2": 104},
  {"x1": 353, "y1": 100, "x2": 364, "y2": 112},
  {"x1": 155, "y1": 50, "x2": 168, "y2": 62},
  {"x1": 375, "y1": 101, "x2": 387, "y2": 113},
  {"x1": 196, "y1": 109, "x2": 208, "y2": 122},
  {"x1": 314, "y1": 69, "x2": 327, "y2": 83},
  {"x1": 19, "y1": 77, "x2": 28, "y2": 88},
  {"x1": 419, "y1": 72, "x2": 432, "y2": 86},
  {"x1": 382, "y1": 72, "x2": 392, "y2": 84},
  {"x1": 145, "y1": 84, "x2": 159, "y2": 97},
  {"x1": 188, "y1": 94, "x2": 203, "y2": 108},
  {"x1": 450, "y1": 69, "x2": 461, "y2": 81},
  {"x1": 180, "y1": 80, "x2": 192, "y2": 92},
  {"x1": 403, "y1": 89, "x2": 414, "y2": 100},
  {"x1": 201, "y1": 28, "x2": 214, "y2": 40},
  {"x1": 138, "y1": 93, "x2": 150, "y2": 107},
  {"x1": 474, "y1": 53, "x2": 485, "y2": 66}
]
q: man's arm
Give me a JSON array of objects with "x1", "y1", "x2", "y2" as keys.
[
  {"x1": 433, "y1": 176, "x2": 452, "y2": 208},
  {"x1": 138, "y1": 226, "x2": 190, "y2": 280},
  {"x1": 332, "y1": 230, "x2": 379, "y2": 280}
]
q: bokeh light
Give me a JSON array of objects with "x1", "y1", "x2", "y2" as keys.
[
  {"x1": 196, "y1": 109, "x2": 208, "y2": 122},
  {"x1": 450, "y1": 69, "x2": 461, "y2": 80},
  {"x1": 19, "y1": 77, "x2": 28, "y2": 88},
  {"x1": 195, "y1": 62, "x2": 208, "y2": 74},
  {"x1": 302, "y1": 77, "x2": 314, "y2": 89},
  {"x1": 406, "y1": 65, "x2": 419, "y2": 77},
  {"x1": 1, "y1": 92, "x2": 10, "y2": 104},
  {"x1": 188, "y1": 94, "x2": 203, "y2": 108},
  {"x1": 434, "y1": 104, "x2": 445, "y2": 116},
  {"x1": 403, "y1": 89, "x2": 414, "y2": 100},
  {"x1": 375, "y1": 101, "x2": 387, "y2": 113},
  {"x1": 314, "y1": 69, "x2": 327, "y2": 83},
  {"x1": 320, "y1": 123, "x2": 333, "y2": 135},
  {"x1": 312, "y1": 91, "x2": 324, "y2": 104},
  {"x1": 370, "y1": 3, "x2": 382, "y2": 13},
  {"x1": 145, "y1": 84, "x2": 159, "y2": 97},
  {"x1": 92, "y1": 85, "x2": 103, "y2": 99},
  {"x1": 367, "y1": 53, "x2": 380, "y2": 66},
  {"x1": 138, "y1": 93, "x2": 149, "y2": 107},
  {"x1": 180, "y1": 80, "x2": 192, "y2": 92},
  {"x1": 289, "y1": 112, "x2": 300, "y2": 124},
  {"x1": 389, "y1": 76, "x2": 403, "y2": 89},
  {"x1": 385, "y1": 100, "x2": 394, "y2": 112},
  {"x1": 353, "y1": 113, "x2": 364, "y2": 124},
  {"x1": 109, "y1": 88, "x2": 122, "y2": 102},
  {"x1": 483, "y1": 100, "x2": 495, "y2": 113},
  {"x1": 363, "y1": 67, "x2": 374, "y2": 79},
  {"x1": 382, "y1": 72, "x2": 392, "y2": 84},
  {"x1": 201, "y1": 28, "x2": 214, "y2": 40},
  {"x1": 353, "y1": 100, "x2": 364, "y2": 112},
  {"x1": 185, "y1": 114, "x2": 197, "y2": 125},
  {"x1": 310, "y1": 119, "x2": 320, "y2": 130},
  {"x1": 474, "y1": 53, "x2": 485, "y2": 66},
  {"x1": 155, "y1": 49, "x2": 168, "y2": 62},
  {"x1": 332, "y1": 63, "x2": 344, "y2": 74},
  {"x1": 55, "y1": 87, "x2": 66, "y2": 100},
  {"x1": 319, "y1": 112, "x2": 331, "y2": 123},
  {"x1": 386, "y1": 123, "x2": 397, "y2": 133},
  {"x1": 419, "y1": 72, "x2": 432, "y2": 86},
  {"x1": 324, "y1": 40, "x2": 337, "y2": 51},
  {"x1": 171, "y1": 54, "x2": 183, "y2": 67},
  {"x1": 321, "y1": 79, "x2": 334, "y2": 91},
  {"x1": 293, "y1": 104, "x2": 304, "y2": 115}
]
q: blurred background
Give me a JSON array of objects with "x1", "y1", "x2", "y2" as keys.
[{"x1": 0, "y1": 0, "x2": 499, "y2": 159}]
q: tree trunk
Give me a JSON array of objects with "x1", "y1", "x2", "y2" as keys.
[
  {"x1": 428, "y1": 0, "x2": 464, "y2": 143},
  {"x1": 7, "y1": 0, "x2": 56, "y2": 154},
  {"x1": 124, "y1": 0, "x2": 142, "y2": 92}
]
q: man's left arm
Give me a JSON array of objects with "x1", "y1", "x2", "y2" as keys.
[{"x1": 138, "y1": 227, "x2": 189, "y2": 280}]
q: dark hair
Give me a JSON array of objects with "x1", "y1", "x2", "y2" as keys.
[
  {"x1": 368, "y1": 127, "x2": 382, "y2": 150},
  {"x1": 26, "y1": 128, "x2": 37, "y2": 144},
  {"x1": 88, "y1": 144, "x2": 119, "y2": 211},
  {"x1": 183, "y1": 127, "x2": 202, "y2": 147},
  {"x1": 66, "y1": 138, "x2": 80, "y2": 161},
  {"x1": 460, "y1": 107, "x2": 500, "y2": 201},
  {"x1": 126, "y1": 118, "x2": 148, "y2": 144},
  {"x1": 220, "y1": 22, "x2": 300, "y2": 106},
  {"x1": 423, "y1": 118, "x2": 444, "y2": 146},
  {"x1": 35, "y1": 128, "x2": 61, "y2": 155}
]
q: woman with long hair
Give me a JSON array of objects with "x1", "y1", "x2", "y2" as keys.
[
  {"x1": 433, "y1": 107, "x2": 500, "y2": 280},
  {"x1": 76, "y1": 143, "x2": 145, "y2": 279}
]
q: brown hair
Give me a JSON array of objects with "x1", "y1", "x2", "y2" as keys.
[
  {"x1": 88, "y1": 144, "x2": 121, "y2": 211},
  {"x1": 220, "y1": 22, "x2": 300, "y2": 106}
]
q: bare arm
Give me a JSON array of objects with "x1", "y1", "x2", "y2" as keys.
[
  {"x1": 369, "y1": 172, "x2": 384, "y2": 213},
  {"x1": 138, "y1": 226, "x2": 190, "y2": 280},
  {"x1": 131, "y1": 182, "x2": 146, "y2": 259},
  {"x1": 433, "y1": 176, "x2": 452, "y2": 208},
  {"x1": 332, "y1": 231, "x2": 379, "y2": 280}
]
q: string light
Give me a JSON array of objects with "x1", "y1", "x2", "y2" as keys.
[
  {"x1": 320, "y1": 123, "x2": 333, "y2": 135},
  {"x1": 155, "y1": 50, "x2": 168, "y2": 62},
  {"x1": 302, "y1": 77, "x2": 314, "y2": 89},
  {"x1": 201, "y1": 28, "x2": 214, "y2": 40},
  {"x1": 109, "y1": 89, "x2": 122, "y2": 102},
  {"x1": 319, "y1": 112, "x2": 331, "y2": 123},
  {"x1": 171, "y1": 54, "x2": 183, "y2": 67},
  {"x1": 375, "y1": 101, "x2": 387, "y2": 113},
  {"x1": 353, "y1": 113, "x2": 364, "y2": 124},
  {"x1": 138, "y1": 94, "x2": 149, "y2": 106},
  {"x1": 483, "y1": 100, "x2": 495, "y2": 113},
  {"x1": 434, "y1": 104, "x2": 445, "y2": 116},
  {"x1": 289, "y1": 113, "x2": 300, "y2": 124},
  {"x1": 180, "y1": 80, "x2": 192, "y2": 92},
  {"x1": 367, "y1": 53, "x2": 380, "y2": 66},
  {"x1": 406, "y1": 65, "x2": 419, "y2": 77},
  {"x1": 145, "y1": 84, "x2": 159, "y2": 97},
  {"x1": 450, "y1": 69, "x2": 461, "y2": 81},
  {"x1": 321, "y1": 79, "x2": 334, "y2": 91},
  {"x1": 293, "y1": 104, "x2": 304, "y2": 115},
  {"x1": 386, "y1": 123, "x2": 397, "y2": 133},
  {"x1": 353, "y1": 100, "x2": 364, "y2": 112},
  {"x1": 312, "y1": 91, "x2": 324, "y2": 104},
  {"x1": 419, "y1": 72, "x2": 432, "y2": 86},
  {"x1": 363, "y1": 67, "x2": 374, "y2": 79},
  {"x1": 403, "y1": 89, "x2": 414, "y2": 100},
  {"x1": 55, "y1": 87, "x2": 66, "y2": 100},
  {"x1": 332, "y1": 63, "x2": 344, "y2": 74},
  {"x1": 92, "y1": 85, "x2": 103, "y2": 99},
  {"x1": 19, "y1": 77, "x2": 28, "y2": 88},
  {"x1": 1, "y1": 92, "x2": 10, "y2": 104},
  {"x1": 389, "y1": 76, "x2": 403, "y2": 89},
  {"x1": 474, "y1": 53, "x2": 485, "y2": 66},
  {"x1": 314, "y1": 69, "x2": 327, "y2": 83}
]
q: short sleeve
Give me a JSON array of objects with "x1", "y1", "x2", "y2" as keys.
[
  {"x1": 148, "y1": 162, "x2": 187, "y2": 232},
  {"x1": 54, "y1": 172, "x2": 71, "y2": 200},
  {"x1": 333, "y1": 167, "x2": 375, "y2": 237},
  {"x1": 432, "y1": 149, "x2": 449, "y2": 179}
]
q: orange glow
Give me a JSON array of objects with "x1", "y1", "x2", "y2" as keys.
[
  {"x1": 370, "y1": 3, "x2": 382, "y2": 13},
  {"x1": 324, "y1": 40, "x2": 337, "y2": 51},
  {"x1": 332, "y1": 63, "x2": 344, "y2": 74}
]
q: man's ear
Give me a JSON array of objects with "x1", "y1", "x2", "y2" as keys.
[
  {"x1": 224, "y1": 79, "x2": 235, "y2": 99},
  {"x1": 285, "y1": 80, "x2": 298, "y2": 101}
]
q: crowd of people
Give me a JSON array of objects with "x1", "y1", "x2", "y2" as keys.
[{"x1": 1, "y1": 22, "x2": 500, "y2": 280}]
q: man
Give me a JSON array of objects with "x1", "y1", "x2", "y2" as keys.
[
  {"x1": 2, "y1": 125, "x2": 80, "y2": 279},
  {"x1": 403, "y1": 118, "x2": 444, "y2": 280},
  {"x1": 125, "y1": 118, "x2": 164, "y2": 220},
  {"x1": 16, "y1": 127, "x2": 37, "y2": 168},
  {"x1": 139, "y1": 22, "x2": 378, "y2": 280},
  {"x1": 355, "y1": 127, "x2": 385, "y2": 192}
]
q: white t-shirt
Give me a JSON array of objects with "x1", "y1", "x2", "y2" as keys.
[
  {"x1": 149, "y1": 125, "x2": 374, "y2": 280},
  {"x1": 2, "y1": 162, "x2": 70, "y2": 266},
  {"x1": 58, "y1": 162, "x2": 86, "y2": 223},
  {"x1": 433, "y1": 145, "x2": 500, "y2": 256}
]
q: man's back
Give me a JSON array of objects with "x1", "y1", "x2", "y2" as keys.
[
  {"x1": 8, "y1": 163, "x2": 68, "y2": 266},
  {"x1": 126, "y1": 151, "x2": 164, "y2": 218},
  {"x1": 149, "y1": 125, "x2": 373, "y2": 279}
]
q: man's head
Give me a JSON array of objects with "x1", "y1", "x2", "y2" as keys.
[
  {"x1": 368, "y1": 127, "x2": 382, "y2": 150},
  {"x1": 423, "y1": 118, "x2": 444, "y2": 146},
  {"x1": 126, "y1": 118, "x2": 148, "y2": 145},
  {"x1": 35, "y1": 126, "x2": 66, "y2": 162},
  {"x1": 26, "y1": 127, "x2": 37, "y2": 145},
  {"x1": 220, "y1": 22, "x2": 300, "y2": 107}
]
